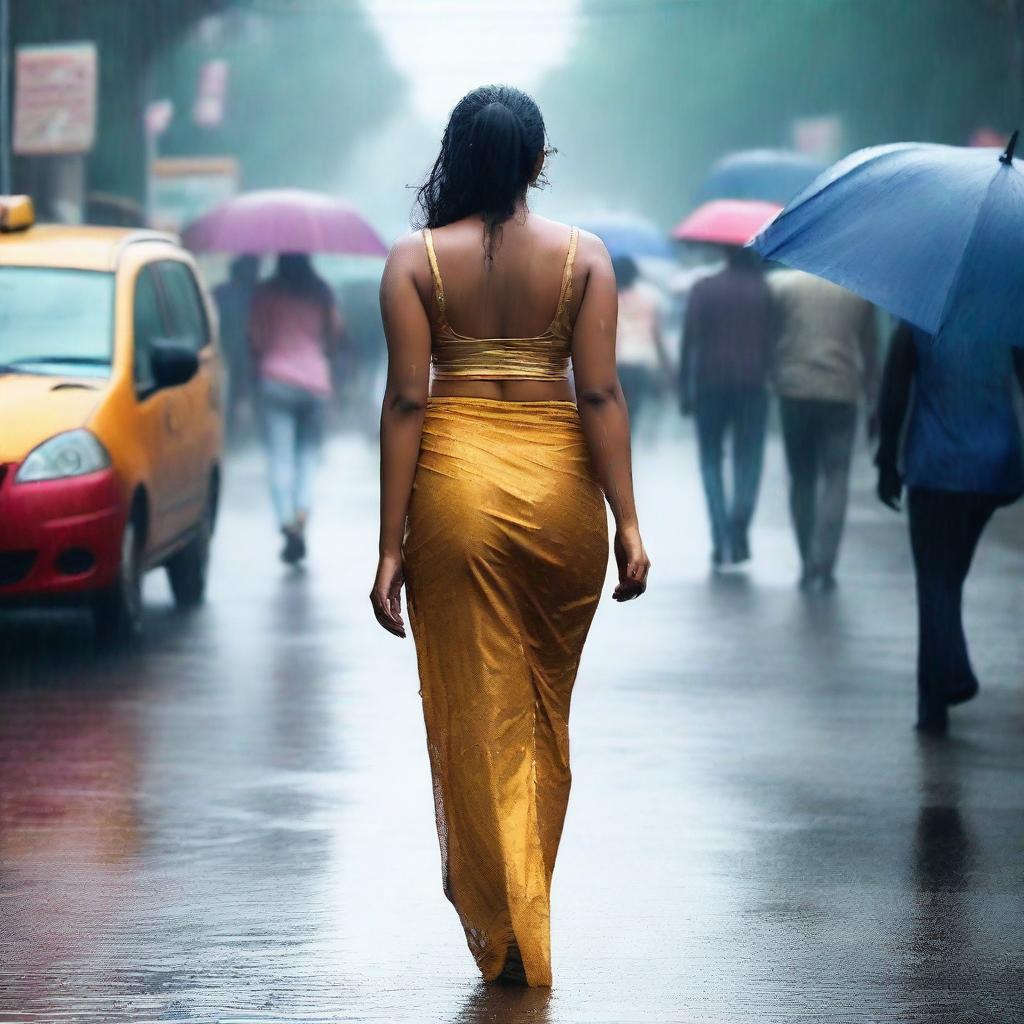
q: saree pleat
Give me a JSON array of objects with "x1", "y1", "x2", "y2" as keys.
[{"x1": 403, "y1": 397, "x2": 608, "y2": 987}]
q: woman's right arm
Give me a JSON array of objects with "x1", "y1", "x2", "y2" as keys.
[
  {"x1": 371, "y1": 235, "x2": 432, "y2": 637},
  {"x1": 874, "y1": 320, "x2": 917, "y2": 510},
  {"x1": 572, "y1": 234, "x2": 650, "y2": 601}
]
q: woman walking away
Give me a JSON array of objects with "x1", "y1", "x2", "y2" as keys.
[
  {"x1": 371, "y1": 85, "x2": 650, "y2": 987},
  {"x1": 249, "y1": 253, "x2": 342, "y2": 564},
  {"x1": 612, "y1": 254, "x2": 672, "y2": 432},
  {"x1": 876, "y1": 321, "x2": 1024, "y2": 734}
]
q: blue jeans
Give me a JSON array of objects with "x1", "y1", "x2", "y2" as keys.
[
  {"x1": 259, "y1": 378, "x2": 327, "y2": 527},
  {"x1": 694, "y1": 387, "x2": 769, "y2": 561}
]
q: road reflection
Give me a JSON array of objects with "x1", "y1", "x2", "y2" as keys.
[{"x1": 453, "y1": 981, "x2": 552, "y2": 1024}]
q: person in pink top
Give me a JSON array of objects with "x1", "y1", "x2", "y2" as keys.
[{"x1": 249, "y1": 253, "x2": 343, "y2": 563}]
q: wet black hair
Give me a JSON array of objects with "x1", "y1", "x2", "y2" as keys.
[
  {"x1": 414, "y1": 84, "x2": 552, "y2": 258},
  {"x1": 611, "y1": 255, "x2": 639, "y2": 290},
  {"x1": 274, "y1": 252, "x2": 332, "y2": 314}
]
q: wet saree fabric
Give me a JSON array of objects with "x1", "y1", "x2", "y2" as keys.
[{"x1": 403, "y1": 397, "x2": 607, "y2": 986}]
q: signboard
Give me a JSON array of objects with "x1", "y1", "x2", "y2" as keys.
[
  {"x1": 792, "y1": 115, "x2": 843, "y2": 162},
  {"x1": 193, "y1": 60, "x2": 230, "y2": 127},
  {"x1": 148, "y1": 156, "x2": 239, "y2": 233},
  {"x1": 145, "y1": 99, "x2": 175, "y2": 140},
  {"x1": 13, "y1": 43, "x2": 98, "y2": 156}
]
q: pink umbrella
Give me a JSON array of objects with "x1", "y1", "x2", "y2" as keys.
[
  {"x1": 672, "y1": 199, "x2": 782, "y2": 247},
  {"x1": 182, "y1": 188, "x2": 388, "y2": 256}
]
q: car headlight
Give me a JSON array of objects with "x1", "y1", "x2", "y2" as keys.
[{"x1": 15, "y1": 429, "x2": 111, "y2": 483}]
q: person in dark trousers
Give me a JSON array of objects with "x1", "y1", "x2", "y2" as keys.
[
  {"x1": 213, "y1": 255, "x2": 259, "y2": 441},
  {"x1": 876, "y1": 321, "x2": 1024, "y2": 734},
  {"x1": 681, "y1": 247, "x2": 776, "y2": 567},
  {"x1": 770, "y1": 269, "x2": 879, "y2": 591}
]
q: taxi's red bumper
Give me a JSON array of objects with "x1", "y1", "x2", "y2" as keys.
[{"x1": 0, "y1": 464, "x2": 125, "y2": 601}]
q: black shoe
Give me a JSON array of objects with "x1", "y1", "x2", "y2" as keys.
[
  {"x1": 280, "y1": 528, "x2": 303, "y2": 565},
  {"x1": 915, "y1": 700, "x2": 949, "y2": 735},
  {"x1": 946, "y1": 680, "x2": 979, "y2": 706}
]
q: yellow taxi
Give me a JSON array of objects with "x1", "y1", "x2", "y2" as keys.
[{"x1": 0, "y1": 196, "x2": 223, "y2": 638}]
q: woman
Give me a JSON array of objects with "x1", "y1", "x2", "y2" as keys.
[
  {"x1": 611, "y1": 254, "x2": 672, "y2": 431},
  {"x1": 876, "y1": 321, "x2": 1024, "y2": 734},
  {"x1": 370, "y1": 85, "x2": 650, "y2": 987},
  {"x1": 249, "y1": 253, "x2": 342, "y2": 564}
]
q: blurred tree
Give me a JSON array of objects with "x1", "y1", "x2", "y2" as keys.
[
  {"x1": 150, "y1": 0, "x2": 404, "y2": 191},
  {"x1": 539, "y1": 0, "x2": 1011, "y2": 227},
  {"x1": 11, "y1": 0, "x2": 237, "y2": 213}
]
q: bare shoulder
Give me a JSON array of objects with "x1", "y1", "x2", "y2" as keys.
[
  {"x1": 381, "y1": 231, "x2": 433, "y2": 303},
  {"x1": 385, "y1": 230, "x2": 426, "y2": 269},
  {"x1": 573, "y1": 227, "x2": 612, "y2": 272}
]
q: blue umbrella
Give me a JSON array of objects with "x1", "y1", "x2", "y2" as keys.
[
  {"x1": 577, "y1": 215, "x2": 675, "y2": 261},
  {"x1": 697, "y1": 149, "x2": 828, "y2": 205},
  {"x1": 750, "y1": 134, "x2": 1024, "y2": 349}
]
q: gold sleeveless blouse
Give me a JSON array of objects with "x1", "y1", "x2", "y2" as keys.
[{"x1": 423, "y1": 226, "x2": 579, "y2": 381}]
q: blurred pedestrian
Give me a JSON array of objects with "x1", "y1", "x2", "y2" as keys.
[
  {"x1": 770, "y1": 269, "x2": 879, "y2": 591},
  {"x1": 249, "y1": 253, "x2": 342, "y2": 564},
  {"x1": 213, "y1": 255, "x2": 259, "y2": 440},
  {"x1": 875, "y1": 321, "x2": 1024, "y2": 734},
  {"x1": 612, "y1": 255, "x2": 672, "y2": 432},
  {"x1": 680, "y1": 246, "x2": 775, "y2": 567}
]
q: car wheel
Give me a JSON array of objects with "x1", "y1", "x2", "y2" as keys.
[
  {"x1": 93, "y1": 517, "x2": 144, "y2": 642},
  {"x1": 166, "y1": 494, "x2": 213, "y2": 609}
]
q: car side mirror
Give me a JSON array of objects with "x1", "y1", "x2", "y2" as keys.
[{"x1": 151, "y1": 338, "x2": 199, "y2": 390}]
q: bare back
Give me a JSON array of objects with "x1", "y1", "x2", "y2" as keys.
[{"x1": 414, "y1": 214, "x2": 592, "y2": 402}]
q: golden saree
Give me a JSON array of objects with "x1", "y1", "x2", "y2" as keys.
[{"x1": 403, "y1": 397, "x2": 607, "y2": 987}]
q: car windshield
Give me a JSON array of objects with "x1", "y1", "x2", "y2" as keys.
[{"x1": 0, "y1": 266, "x2": 115, "y2": 379}]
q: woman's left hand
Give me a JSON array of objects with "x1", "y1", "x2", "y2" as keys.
[{"x1": 370, "y1": 552, "x2": 407, "y2": 638}]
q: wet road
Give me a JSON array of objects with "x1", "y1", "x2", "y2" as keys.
[{"x1": 2, "y1": 425, "x2": 1023, "y2": 1024}]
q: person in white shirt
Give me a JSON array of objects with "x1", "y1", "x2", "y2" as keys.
[{"x1": 612, "y1": 256, "x2": 672, "y2": 432}]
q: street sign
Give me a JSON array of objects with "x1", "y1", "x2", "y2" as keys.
[
  {"x1": 193, "y1": 59, "x2": 229, "y2": 128},
  {"x1": 791, "y1": 115, "x2": 842, "y2": 162},
  {"x1": 145, "y1": 99, "x2": 175, "y2": 140},
  {"x1": 13, "y1": 42, "x2": 98, "y2": 156}
]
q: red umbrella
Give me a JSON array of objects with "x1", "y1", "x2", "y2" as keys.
[
  {"x1": 182, "y1": 188, "x2": 388, "y2": 256},
  {"x1": 672, "y1": 199, "x2": 782, "y2": 247}
]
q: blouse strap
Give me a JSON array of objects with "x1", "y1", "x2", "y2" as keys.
[
  {"x1": 422, "y1": 228, "x2": 449, "y2": 326},
  {"x1": 553, "y1": 226, "x2": 580, "y2": 329}
]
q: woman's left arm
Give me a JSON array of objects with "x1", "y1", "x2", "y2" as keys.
[{"x1": 371, "y1": 235, "x2": 432, "y2": 638}]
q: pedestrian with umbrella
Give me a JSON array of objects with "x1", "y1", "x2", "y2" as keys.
[
  {"x1": 752, "y1": 134, "x2": 1024, "y2": 734},
  {"x1": 696, "y1": 148, "x2": 828, "y2": 206},
  {"x1": 675, "y1": 200, "x2": 782, "y2": 568},
  {"x1": 184, "y1": 189, "x2": 387, "y2": 564},
  {"x1": 248, "y1": 254, "x2": 343, "y2": 565}
]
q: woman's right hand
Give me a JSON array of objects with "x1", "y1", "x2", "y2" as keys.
[
  {"x1": 370, "y1": 552, "x2": 406, "y2": 638},
  {"x1": 613, "y1": 525, "x2": 650, "y2": 602},
  {"x1": 876, "y1": 461, "x2": 903, "y2": 512}
]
